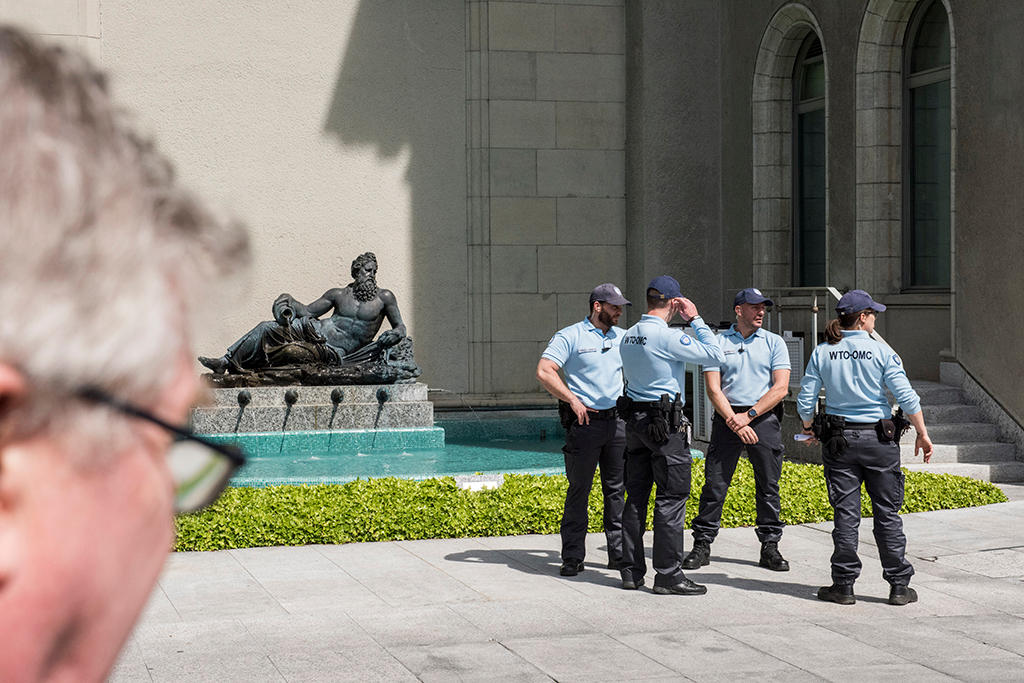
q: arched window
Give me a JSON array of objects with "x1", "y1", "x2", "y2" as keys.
[
  {"x1": 793, "y1": 34, "x2": 826, "y2": 286},
  {"x1": 904, "y1": 0, "x2": 951, "y2": 289}
]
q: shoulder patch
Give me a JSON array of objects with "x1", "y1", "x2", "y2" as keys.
[
  {"x1": 680, "y1": 335, "x2": 692, "y2": 346},
  {"x1": 892, "y1": 354, "x2": 902, "y2": 366}
]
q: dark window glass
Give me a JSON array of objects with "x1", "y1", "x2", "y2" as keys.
[
  {"x1": 794, "y1": 35, "x2": 826, "y2": 286},
  {"x1": 905, "y1": 0, "x2": 951, "y2": 288},
  {"x1": 911, "y1": 2, "x2": 951, "y2": 72}
]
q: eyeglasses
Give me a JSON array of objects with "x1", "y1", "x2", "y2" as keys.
[{"x1": 76, "y1": 386, "x2": 246, "y2": 514}]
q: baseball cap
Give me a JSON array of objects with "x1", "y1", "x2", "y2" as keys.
[
  {"x1": 647, "y1": 275, "x2": 682, "y2": 300},
  {"x1": 589, "y1": 282, "x2": 631, "y2": 306},
  {"x1": 734, "y1": 287, "x2": 774, "y2": 307},
  {"x1": 835, "y1": 289, "x2": 887, "y2": 315}
]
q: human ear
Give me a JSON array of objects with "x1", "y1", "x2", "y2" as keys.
[
  {"x1": 0, "y1": 363, "x2": 26, "y2": 592},
  {"x1": 0, "y1": 364, "x2": 25, "y2": 442}
]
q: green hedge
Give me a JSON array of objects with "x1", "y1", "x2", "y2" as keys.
[{"x1": 175, "y1": 461, "x2": 1008, "y2": 552}]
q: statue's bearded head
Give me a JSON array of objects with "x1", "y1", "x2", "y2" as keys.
[{"x1": 350, "y1": 252, "x2": 379, "y2": 302}]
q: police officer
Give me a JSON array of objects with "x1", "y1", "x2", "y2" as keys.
[
  {"x1": 618, "y1": 276, "x2": 725, "y2": 594},
  {"x1": 796, "y1": 289, "x2": 934, "y2": 606},
  {"x1": 537, "y1": 283, "x2": 631, "y2": 577},
  {"x1": 685, "y1": 288, "x2": 792, "y2": 572}
]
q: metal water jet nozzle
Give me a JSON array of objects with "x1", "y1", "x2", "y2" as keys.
[
  {"x1": 376, "y1": 388, "x2": 390, "y2": 405},
  {"x1": 237, "y1": 390, "x2": 251, "y2": 407},
  {"x1": 284, "y1": 389, "x2": 298, "y2": 406},
  {"x1": 331, "y1": 388, "x2": 343, "y2": 405}
]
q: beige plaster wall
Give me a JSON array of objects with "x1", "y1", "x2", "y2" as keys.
[
  {"x1": 0, "y1": 0, "x2": 101, "y2": 58},
  {"x1": 31, "y1": 1, "x2": 470, "y2": 391}
]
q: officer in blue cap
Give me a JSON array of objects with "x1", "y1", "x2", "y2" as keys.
[
  {"x1": 684, "y1": 288, "x2": 792, "y2": 573},
  {"x1": 538, "y1": 283, "x2": 631, "y2": 577},
  {"x1": 796, "y1": 289, "x2": 934, "y2": 606},
  {"x1": 617, "y1": 276, "x2": 724, "y2": 594}
]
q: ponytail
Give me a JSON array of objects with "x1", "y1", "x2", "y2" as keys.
[{"x1": 825, "y1": 311, "x2": 869, "y2": 344}]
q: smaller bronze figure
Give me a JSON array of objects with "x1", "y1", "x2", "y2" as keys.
[{"x1": 199, "y1": 252, "x2": 420, "y2": 386}]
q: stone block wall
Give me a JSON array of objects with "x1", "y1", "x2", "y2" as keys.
[{"x1": 468, "y1": 1, "x2": 626, "y2": 395}]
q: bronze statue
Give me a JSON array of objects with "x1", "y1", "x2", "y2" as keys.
[{"x1": 199, "y1": 252, "x2": 420, "y2": 386}]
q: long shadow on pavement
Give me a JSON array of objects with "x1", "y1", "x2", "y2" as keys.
[
  {"x1": 694, "y1": 560, "x2": 892, "y2": 604},
  {"x1": 443, "y1": 548, "x2": 623, "y2": 588}
]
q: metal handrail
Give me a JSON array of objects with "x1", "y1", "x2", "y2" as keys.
[{"x1": 758, "y1": 286, "x2": 890, "y2": 349}]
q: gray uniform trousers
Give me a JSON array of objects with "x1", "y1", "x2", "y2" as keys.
[
  {"x1": 620, "y1": 410, "x2": 691, "y2": 587},
  {"x1": 560, "y1": 416, "x2": 626, "y2": 564},
  {"x1": 823, "y1": 427, "x2": 914, "y2": 586},
  {"x1": 692, "y1": 412, "x2": 784, "y2": 544}
]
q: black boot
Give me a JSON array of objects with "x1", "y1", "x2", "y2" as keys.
[
  {"x1": 559, "y1": 559, "x2": 584, "y2": 577},
  {"x1": 759, "y1": 541, "x2": 790, "y2": 572},
  {"x1": 682, "y1": 540, "x2": 711, "y2": 570},
  {"x1": 653, "y1": 576, "x2": 707, "y2": 596},
  {"x1": 620, "y1": 569, "x2": 645, "y2": 591},
  {"x1": 888, "y1": 584, "x2": 918, "y2": 606},
  {"x1": 817, "y1": 584, "x2": 855, "y2": 605}
]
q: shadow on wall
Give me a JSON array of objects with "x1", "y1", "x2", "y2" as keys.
[{"x1": 321, "y1": 0, "x2": 468, "y2": 392}]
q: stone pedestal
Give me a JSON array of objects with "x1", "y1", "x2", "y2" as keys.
[{"x1": 191, "y1": 382, "x2": 434, "y2": 434}]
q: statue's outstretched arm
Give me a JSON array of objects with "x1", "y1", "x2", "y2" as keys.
[{"x1": 272, "y1": 292, "x2": 333, "y2": 325}]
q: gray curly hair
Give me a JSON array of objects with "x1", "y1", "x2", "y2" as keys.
[{"x1": 0, "y1": 27, "x2": 250, "y2": 449}]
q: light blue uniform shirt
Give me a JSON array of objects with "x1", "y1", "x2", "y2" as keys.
[
  {"x1": 703, "y1": 325, "x2": 791, "y2": 406},
  {"x1": 620, "y1": 315, "x2": 725, "y2": 403},
  {"x1": 796, "y1": 330, "x2": 921, "y2": 423},
  {"x1": 541, "y1": 318, "x2": 625, "y2": 410}
]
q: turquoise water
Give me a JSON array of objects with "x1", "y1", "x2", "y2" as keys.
[
  {"x1": 210, "y1": 415, "x2": 568, "y2": 487},
  {"x1": 209, "y1": 415, "x2": 704, "y2": 487}
]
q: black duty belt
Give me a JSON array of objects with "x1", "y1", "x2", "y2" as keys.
[
  {"x1": 730, "y1": 405, "x2": 753, "y2": 413},
  {"x1": 630, "y1": 400, "x2": 664, "y2": 410},
  {"x1": 839, "y1": 421, "x2": 877, "y2": 429},
  {"x1": 589, "y1": 407, "x2": 618, "y2": 420}
]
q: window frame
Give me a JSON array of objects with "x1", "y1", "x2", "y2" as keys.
[
  {"x1": 791, "y1": 33, "x2": 827, "y2": 287},
  {"x1": 901, "y1": 0, "x2": 952, "y2": 292}
]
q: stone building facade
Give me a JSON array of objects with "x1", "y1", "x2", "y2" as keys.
[{"x1": 4, "y1": 0, "x2": 1023, "y2": 433}]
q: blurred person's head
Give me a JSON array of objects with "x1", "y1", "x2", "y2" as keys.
[{"x1": 0, "y1": 27, "x2": 249, "y2": 680}]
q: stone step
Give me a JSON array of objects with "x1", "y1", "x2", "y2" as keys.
[
  {"x1": 921, "y1": 403, "x2": 984, "y2": 423},
  {"x1": 912, "y1": 382, "x2": 965, "y2": 405},
  {"x1": 192, "y1": 401, "x2": 434, "y2": 434},
  {"x1": 902, "y1": 461, "x2": 1024, "y2": 483},
  {"x1": 900, "y1": 442, "x2": 1017, "y2": 464},
  {"x1": 898, "y1": 422, "x2": 1001, "y2": 445},
  {"x1": 206, "y1": 382, "x2": 428, "y2": 407}
]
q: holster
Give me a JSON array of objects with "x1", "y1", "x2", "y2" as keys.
[
  {"x1": 644, "y1": 393, "x2": 685, "y2": 444},
  {"x1": 557, "y1": 401, "x2": 576, "y2": 431},
  {"x1": 822, "y1": 414, "x2": 849, "y2": 458},
  {"x1": 877, "y1": 419, "x2": 897, "y2": 442},
  {"x1": 894, "y1": 407, "x2": 912, "y2": 441},
  {"x1": 615, "y1": 394, "x2": 634, "y2": 420}
]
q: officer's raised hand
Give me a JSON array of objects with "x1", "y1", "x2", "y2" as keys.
[{"x1": 672, "y1": 297, "x2": 699, "y2": 322}]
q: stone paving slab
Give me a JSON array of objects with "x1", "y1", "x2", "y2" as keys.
[{"x1": 112, "y1": 497, "x2": 1024, "y2": 682}]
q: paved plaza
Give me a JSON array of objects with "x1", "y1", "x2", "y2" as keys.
[{"x1": 112, "y1": 486, "x2": 1024, "y2": 682}]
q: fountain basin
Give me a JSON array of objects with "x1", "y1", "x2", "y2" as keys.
[{"x1": 205, "y1": 412, "x2": 564, "y2": 487}]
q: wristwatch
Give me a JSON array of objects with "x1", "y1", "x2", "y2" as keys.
[{"x1": 747, "y1": 408, "x2": 758, "y2": 418}]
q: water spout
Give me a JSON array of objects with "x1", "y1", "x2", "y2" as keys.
[
  {"x1": 371, "y1": 388, "x2": 390, "y2": 447},
  {"x1": 280, "y1": 389, "x2": 298, "y2": 452},
  {"x1": 234, "y1": 389, "x2": 251, "y2": 433},
  {"x1": 328, "y1": 388, "x2": 343, "y2": 429},
  {"x1": 327, "y1": 388, "x2": 343, "y2": 448}
]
